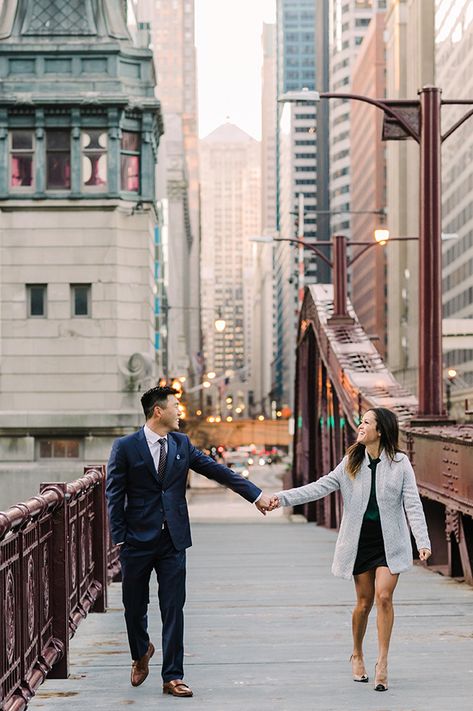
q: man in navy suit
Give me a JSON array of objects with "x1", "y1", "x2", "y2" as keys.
[{"x1": 106, "y1": 385, "x2": 270, "y2": 697}]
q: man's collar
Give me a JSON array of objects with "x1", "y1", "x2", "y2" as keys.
[{"x1": 143, "y1": 424, "x2": 167, "y2": 444}]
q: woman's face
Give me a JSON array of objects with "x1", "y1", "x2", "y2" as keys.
[{"x1": 357, "y1": 411, "x2": 380, "y2": 447}]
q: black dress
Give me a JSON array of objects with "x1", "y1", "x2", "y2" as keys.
[{"x1": 352, "y1": 456, "x2": 388, "y2": 576}]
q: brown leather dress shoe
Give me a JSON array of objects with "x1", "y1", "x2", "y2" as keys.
[
  {"x1": 130, "y1": 642, "x2": 155, "y2": 687},
  {"x1": 163, "y1": 679, "x2": 193, "y2": 697}
]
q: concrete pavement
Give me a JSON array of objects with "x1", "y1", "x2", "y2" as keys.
[{"x1": 30, "y1": 465, "x2": 473, "y2": 711}]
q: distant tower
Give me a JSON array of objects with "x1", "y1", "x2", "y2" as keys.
[
  {"x1": 0, "y1": 0, "x2": 163, "y2": 492},
  {"x1": 200, "y1": 124, "x2": 261, "y2": 416}
]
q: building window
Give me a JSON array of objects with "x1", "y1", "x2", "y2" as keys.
[
  {"x1": 82, "y1": 130, "x2": 107, "y2": 189},
  {"x1": 38, "y1": 439, "x2": 80, "y2": 459},
  {"x1": 10, "y1": 130, "x2": 34, "y2": 188},
  {"x1": 46, "y1": 130, "x2": 71, "y2": 189},
  {"x1": 71, "y1": 284, "x2": 91, "y2": 317},
  {"x1": 120, "y1": 131, "x2": 140, "y2": 192},
  {"x1": 27, "y1": 284, "x2": 47, "y2": 317}
]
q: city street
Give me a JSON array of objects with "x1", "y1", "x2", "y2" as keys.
[{"x1": 30, "y1": 464, "x2": 473, "y2": 711}]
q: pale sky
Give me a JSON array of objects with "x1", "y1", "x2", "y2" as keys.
[{"x1": 195, "y1": 0, "x2": 276, "y2": 140}]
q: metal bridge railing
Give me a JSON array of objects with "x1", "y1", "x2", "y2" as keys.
[{"x1": 0, "y1": 465, "x2": 119, "y2": 711}]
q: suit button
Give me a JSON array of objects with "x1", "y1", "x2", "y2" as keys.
[{"x1": 160, "y1": 509, "x2": 163, "y2": 513}]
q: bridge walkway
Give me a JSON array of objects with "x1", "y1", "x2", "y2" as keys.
[{"x1": 30, "y1": 468, "x2": 473, "y2": 711}]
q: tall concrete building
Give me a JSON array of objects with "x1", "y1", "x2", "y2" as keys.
[
  {"x1": 135, "y1": 0, "x2": 201, "y2": 387},
  {"x1": 274, "y1": 0, "x2": 317, "y2": 411},
  {"x1": 314, "y1": 0, "x2": 331, "y2": 274},
  {"x1": 200, "y1": 124, "x2": 261, "y2": 417},
  {"x1": 350, "y1": 13, "x2": 387, "y2": 356},
  {"x1": 251, "y1": 22, "x2": 277, "y2": 417},
  {"x1": 436, "y1": 0, "x2": 473, "y2": 387},
  {"x1": 0, "y1": 0, "x2": 163, "y2": 491},
  {"x1": 329, "y1": 0, "x2": 387, "y2": 237},
  {"x1": 384, "y1": 0, "x2": 434, "y2": 391}
]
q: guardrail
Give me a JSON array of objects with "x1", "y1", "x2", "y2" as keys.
[{"x1": 0, "y1": 465, "x2": 118, "y2": 711}]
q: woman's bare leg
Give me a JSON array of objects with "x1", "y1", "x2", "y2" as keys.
[
  {"x1": 374, "y1": 566, "x2": 399, "y2": 684},
  {"x1": 351, "y1": 569, "x2": 375, "y2": 677}
]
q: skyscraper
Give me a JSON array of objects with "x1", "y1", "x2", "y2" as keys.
[
  {"x1": 329, "y1": 1, "x2": 387, "y2": 237},
  {"x1": 350, "y1": 13, "x2": 387, "y2": 356},
  {"x1": 135, "y1": 0, "x2": 201, "y2": 386},
  {"x1": 274, "y1": 0, "x2": 316, "y2": 410},
  {"x1": 200, "y1": 124, "x2": 261, "y2": 416},
  {"x1": 384, "y1": 0, "x2": 434, "y2": 391},
  {"x1": 252, "y1": 22, "x2": 277, "y2": 417},
  {"x1": 436, "y1": 0, "x2": 473, "y2": 387}
]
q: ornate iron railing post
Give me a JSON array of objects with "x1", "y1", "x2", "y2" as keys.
[
  {"x1": 39, "y1": 483, "x2": 70, "y2": 680},
  {"x1": 86, "y1": 465, "x2": 108, "y2": 613}
]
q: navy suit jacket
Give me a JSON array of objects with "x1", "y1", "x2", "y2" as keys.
[{"x1": 106, "y1": 428, "x2": 262, "y2": 551}]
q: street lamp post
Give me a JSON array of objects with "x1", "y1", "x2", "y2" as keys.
[
  {"x1": 253, "y1": 233, "x2": 416, "y2": 325},
  {"x1": 279, "y1": 86, "x2": 473, "y2": 419}
]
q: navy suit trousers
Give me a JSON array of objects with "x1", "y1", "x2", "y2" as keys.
[{"x1": 120, "y1": 526, "x2": 186, "y2": 682}]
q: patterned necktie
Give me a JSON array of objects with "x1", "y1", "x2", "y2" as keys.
[{"x1": 157, "y1": 438, "x2": 167, "y2": 483}]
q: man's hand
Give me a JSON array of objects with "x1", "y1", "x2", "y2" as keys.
[{"x1": 255, "y1": 493, "x2": 272, "y2": 515}]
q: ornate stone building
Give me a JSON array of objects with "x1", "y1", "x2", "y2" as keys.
[{"x1": 0, "y1": 0, "x2": 163, "y2": 500}]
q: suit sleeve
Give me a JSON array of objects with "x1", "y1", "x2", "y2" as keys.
[
  {"x1": 188, "y1": 440, "x2": 262, "y2": 503},
  {"x1": 402, "y1": 456, "x2": 431, "y2": 551},
  {"x1": 275, "y1": 459, "x2": 345, "y2": 507},
  {"x1": 106, "y1": 438, "x2": 128, "y2": 545}
]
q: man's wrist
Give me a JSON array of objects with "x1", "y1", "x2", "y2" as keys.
[{"x1": 253, "y1": 492, "x2": 262, "y2": 504}]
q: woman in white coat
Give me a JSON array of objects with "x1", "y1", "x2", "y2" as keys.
[{"x1": 269, "y1": 407, "x2": 431, "y2": 692}]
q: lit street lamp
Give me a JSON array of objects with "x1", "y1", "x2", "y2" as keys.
[{"x1": 250, "y1": 232, "x2": 417, "y2": 324}]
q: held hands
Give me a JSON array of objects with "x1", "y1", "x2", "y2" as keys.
[
  {"x1": 255, "y1": 493, "x2": 281, "y2": 515},
  {"x1": 418, "y1": 548, "x2": 431, "y2": 562}
]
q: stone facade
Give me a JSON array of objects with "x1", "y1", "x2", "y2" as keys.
[{"x1": 0, "y1": 0, "x2": 163, "y2": 499}]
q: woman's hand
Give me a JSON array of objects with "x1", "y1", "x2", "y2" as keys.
[
  {"x1": 268, "y1": 495, "x2": 280, "y2": 511},
  {"x1": 418, "y1": 548, "x2": 431, "y2": 562}
]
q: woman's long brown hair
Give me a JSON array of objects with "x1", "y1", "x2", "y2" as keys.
[{"x1": 346, "y1": 407, "x2": 403, "y2": 479}]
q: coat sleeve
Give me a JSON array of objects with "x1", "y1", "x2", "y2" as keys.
[
  {"x1": 402, "y1": 456, "x2": 431, "y2": 551},
  {"x1": 188, "y1": 440, "x2": 262, "y2": 503},
  {"x1": 105, "y1": 438, "x2": 128, "y2": 545},
  {"x1": 275, "y1": 459, "x2": 345, "y2": 507}
]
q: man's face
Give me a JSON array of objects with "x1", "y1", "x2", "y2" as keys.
[{"x1": 156, "y1": 395, "x2": 180, "y2": 431}]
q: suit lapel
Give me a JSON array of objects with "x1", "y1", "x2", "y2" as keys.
[
  {"x1": 164, "y1": 435, "x2": 177, "y2": 483},
  {"x1": 134, "y1": 428, "x2": 158, "y2": 480}
]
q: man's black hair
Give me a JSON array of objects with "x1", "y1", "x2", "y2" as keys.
[{"x1": 140, "y1": 386, "x2": 177, "y2": 420}]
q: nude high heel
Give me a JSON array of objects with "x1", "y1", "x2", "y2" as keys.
[
  {"x1": 374, "y1": 661, "x2": 388, "y2": 691},
  {"x1": 350, "y1": 654, "x2": 369, "y2": 682}
]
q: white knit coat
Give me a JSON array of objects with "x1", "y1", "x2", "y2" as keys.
[{"x1": 276, "y1": 450, "x2": 431, "y2": 579}]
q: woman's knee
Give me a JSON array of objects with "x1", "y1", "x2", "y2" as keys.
[
  {"x1": 376, "y1": 589, "x2": 393, "y2": 609},
  {"x1": 356, "y1": 596, "x2": 374, "y2": 615}
]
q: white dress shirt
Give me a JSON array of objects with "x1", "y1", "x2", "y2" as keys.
[{"x1": 143, "y1": 424, "x2": 167, "y2": 473}]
